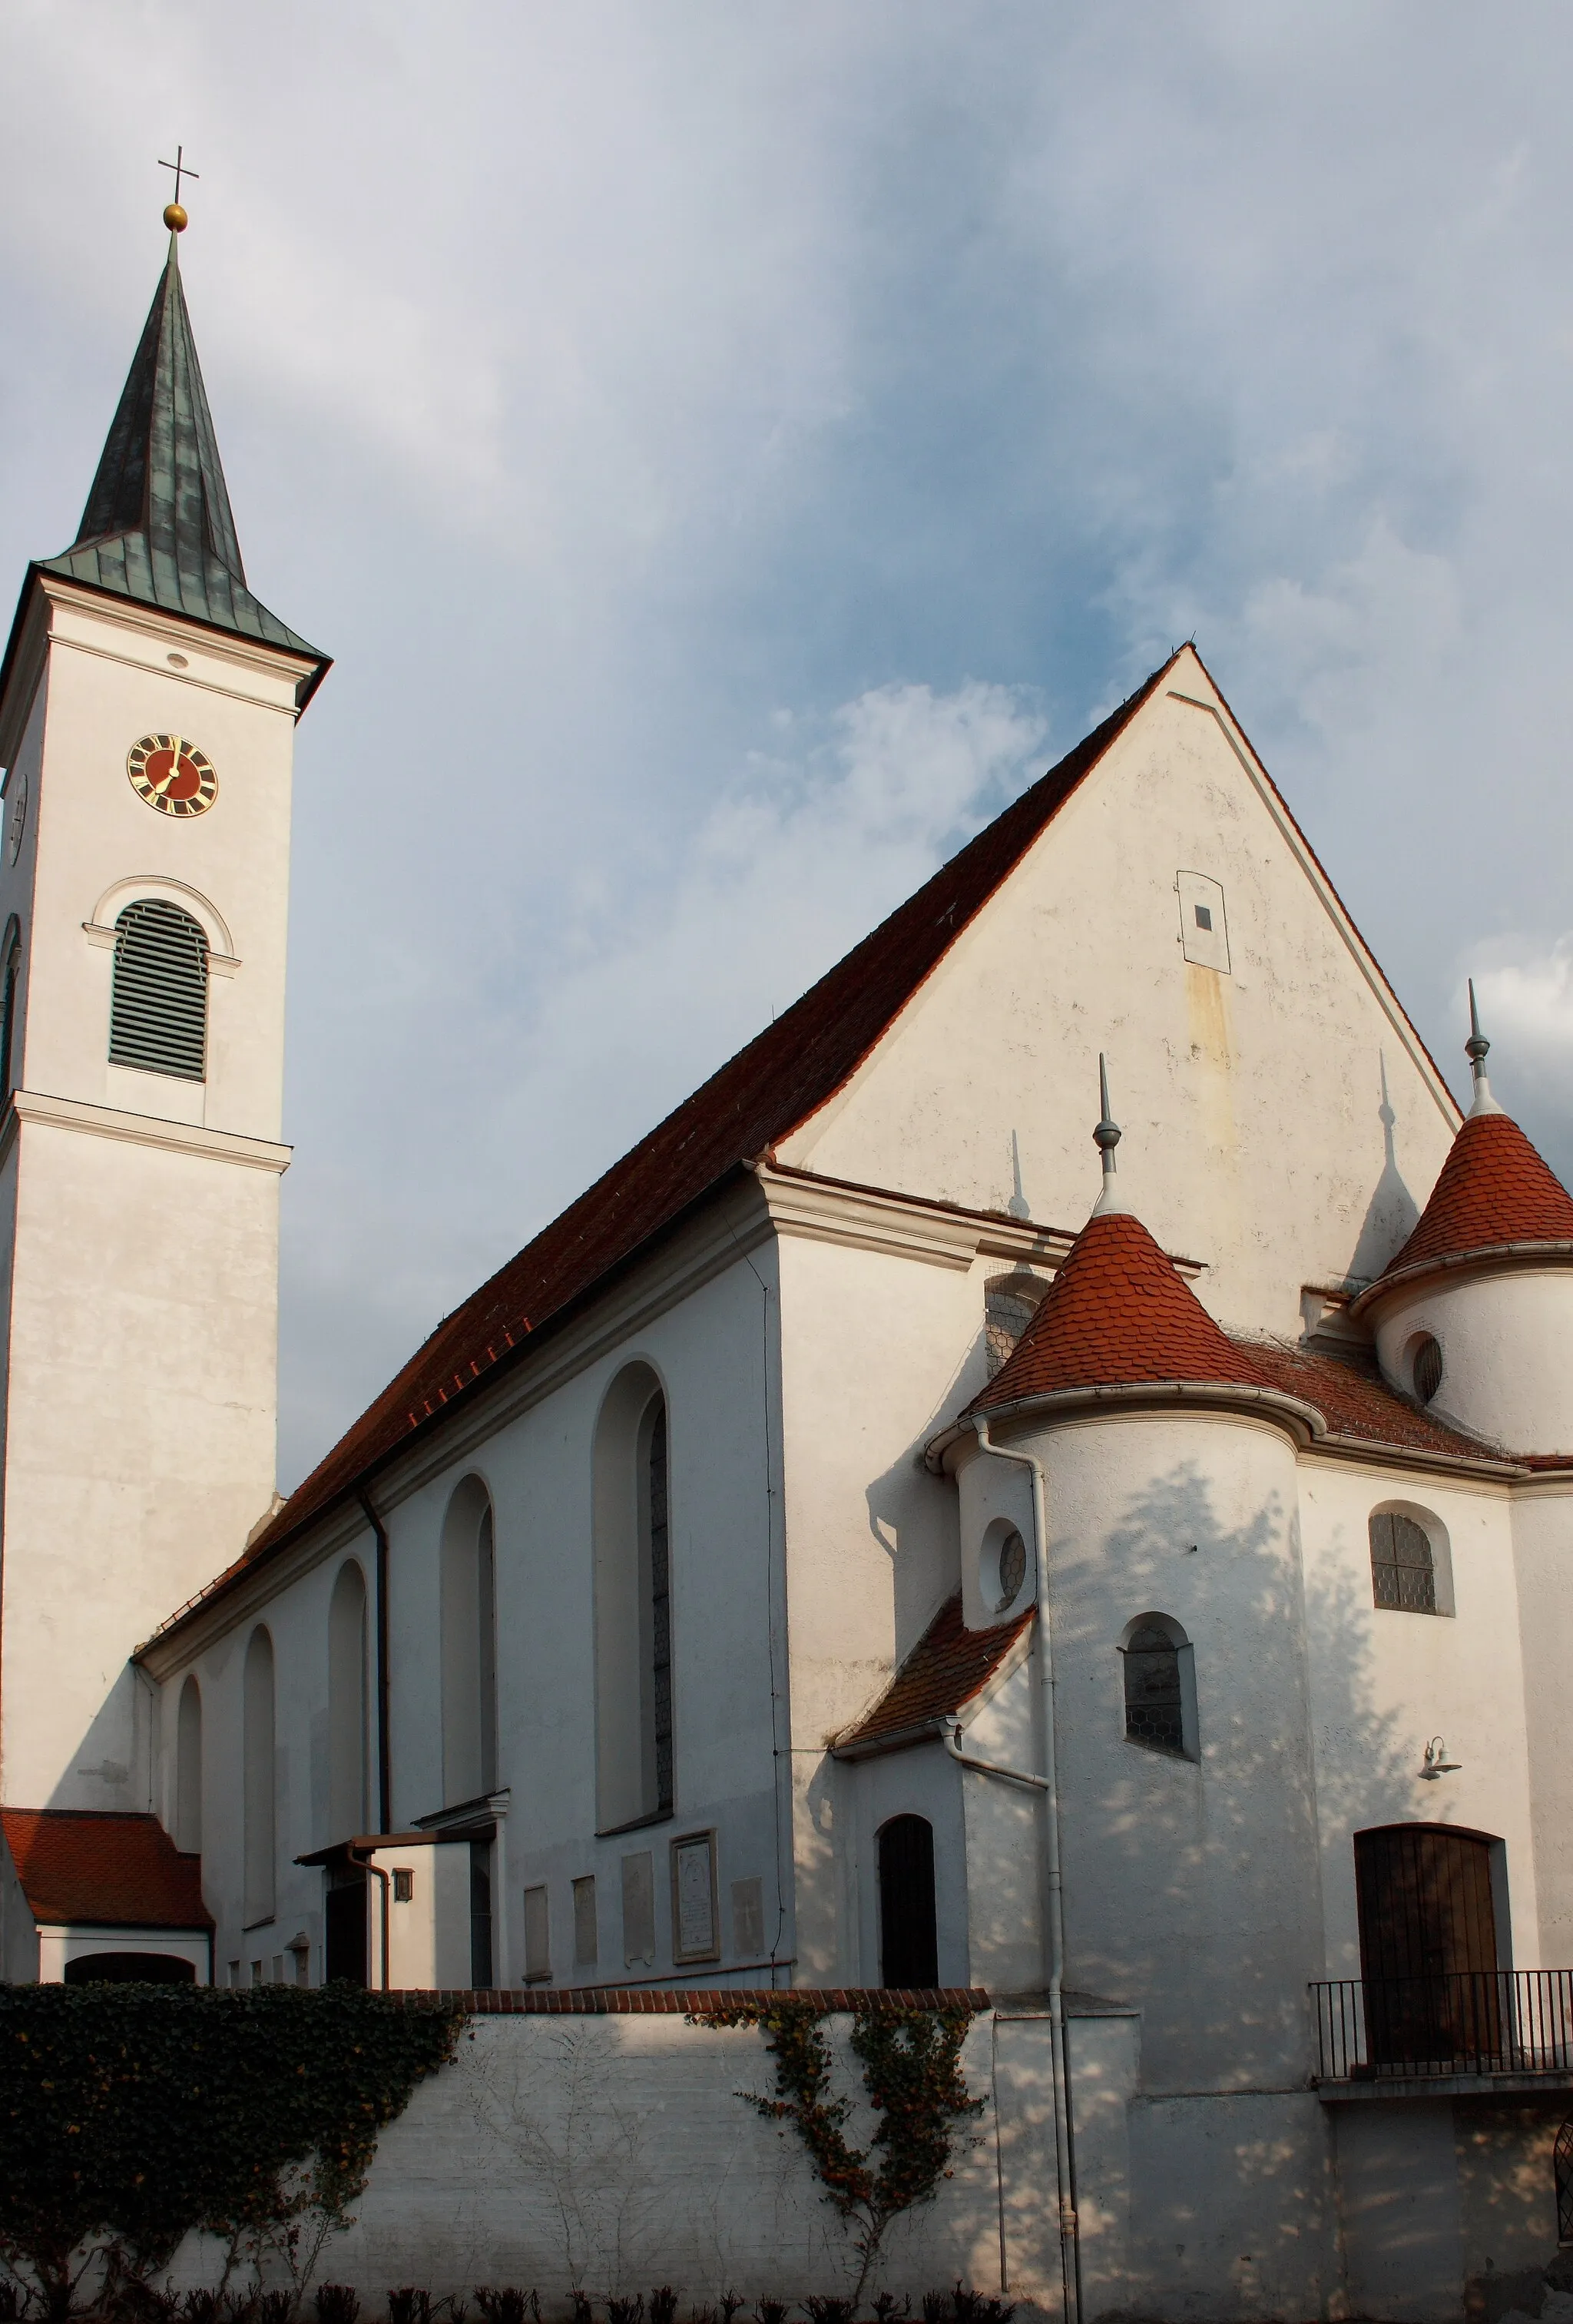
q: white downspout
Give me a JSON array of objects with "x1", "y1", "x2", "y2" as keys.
[{"x1": 970, "y1": 1414, "x2": 1081, "y2": 2324}]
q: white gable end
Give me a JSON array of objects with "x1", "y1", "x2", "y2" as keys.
[{"x1": 777, "y1": 648, "x2": 1459, "y2": 1336}]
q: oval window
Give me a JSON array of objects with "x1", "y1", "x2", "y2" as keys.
[
  {"x1": 1412, "y1": 1334, "x2": 1443, "y2": 1405},
  {"x1": 996, "y1": 1528, "x2": 1027, "y2": 1613}
]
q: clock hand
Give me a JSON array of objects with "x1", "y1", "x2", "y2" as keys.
[{"x1": 155, "y1": 737, "x2": 184, "y2": 797}]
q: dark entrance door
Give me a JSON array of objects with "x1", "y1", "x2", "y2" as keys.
[
  {"x1": 1355, "y1": 1824, "x2": 1501, "y2": 2067},
  {"x1": 325, "y1": 1875, "x2": 368, "y2": 1985},
  {"x1": 878, "y1": 1814, "x2": 938, "y2": 1988}
]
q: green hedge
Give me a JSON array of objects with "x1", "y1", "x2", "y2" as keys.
[{"x1": 0, "y1": 1984, "x2": 465, "y2": 2310}]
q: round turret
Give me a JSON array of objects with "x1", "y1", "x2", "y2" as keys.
[{"x1": 1353, "y1": 1001, "x2": 1573, "y2": 1454}]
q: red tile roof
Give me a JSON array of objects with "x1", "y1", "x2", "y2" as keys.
[
  {"x1": 835, "y1": 1591, "x2": 1034, "y2": 1754},
  {"x1": 154, "y1": 657, "x2": 1181, "y2": 1632},
  {"x1": 1373, "y1": 1110, "x2": 1573, "y2": 1285},
  {"x1": 0, "y1": 1809, "x2": 211, "y2": 1929},
  {"x1": 971, "y1": 1208, "x2": 1276, "y2": 1410},
  {"x1": 1240, "y1": 1340, "x2": 1502, "y2": 1460}
]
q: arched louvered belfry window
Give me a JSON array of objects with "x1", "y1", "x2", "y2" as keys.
[{"x1": 110, "y1": 900, "x2": 208, "y2": 1080}]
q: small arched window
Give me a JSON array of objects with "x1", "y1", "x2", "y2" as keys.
[
  {"x1": 243, "y1": 1628, "x2": 276, "y2": 1926},
  {"x1": 109, "y1": 899, "x2": 208, "y2": 1080},
  {"x1": 174, "y1": 1676, "x2": 202, "y2": 1855},
  {"x1": 0, "y1": 916, "x2": 21, "y2": 1097},
  {"x1": 328, "y1": 1561, "x2": 369, "y2": 1839},
  {"x1": 441, "y1": 1482, "x2": 498, "y2": 1808},
  {"x1": 1121, "y1": 1615, "x2": 1197, "y2": 1757},
  {"x1": 878, "y1": 1814, "x2": 939, "y2": 1988},
  {"x1": 984, "y1": 1270, "x2": 1047, "y2": 1377},
  {"x1": 1369, "y1": 1510, "x2": 1437, "y2": 1614}
]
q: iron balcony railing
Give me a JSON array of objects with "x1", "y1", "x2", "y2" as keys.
[{"x1": 1312, "y1": 1971, "x2": 1573, "y2": 2081}]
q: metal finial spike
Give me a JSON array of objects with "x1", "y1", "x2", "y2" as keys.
[
  {"x1": 1093, "y1": 1054, "x2": 1121, "y2": 1165},
  {"x1": 1090, "y1": 1054, "x2": 1131, "y2": 1216},
  {"x1": 1464, "y1": 978, "x2": 1504, "y2": 1118}
]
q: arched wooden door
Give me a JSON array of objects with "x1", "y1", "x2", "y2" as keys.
[{"x1": 1355, "y1": 1824, "x2": 1501, "y2": 2067}]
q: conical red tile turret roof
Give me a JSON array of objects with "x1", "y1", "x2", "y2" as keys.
[
  {"x1": 970, "y1": 1208, "x2": 1276, "y2": 1411},
  {"x1": 1373, "y1": 1110, "x2": 1573, "y2": 1289}
]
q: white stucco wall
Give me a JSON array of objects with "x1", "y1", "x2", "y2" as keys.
[
  {"x1": 965, "y1": 1406, "x2": 1326, "y2": 2092},
  {"x1": 1510, "y1": 1484, "x2": 1573, "y2": 1964},
  {"x1": 0, "y1": 583, "x2": 305, "y2": 1813},
  {"x1": 776, "y1": 650, "x2": 1461, "y2": 1341},
  {"x1": 1296, "y1": 1458, "x2": 1539, "y2": 1976},
  {"x1": 1372, "y1": 1265, "x2": 1573, "y2": 1455}
]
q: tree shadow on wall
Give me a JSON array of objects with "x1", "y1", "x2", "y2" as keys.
[{"x1": 1061, "y1": 1457, "x2": 1416, "y2": 2311}]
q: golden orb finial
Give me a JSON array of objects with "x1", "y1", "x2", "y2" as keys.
[{"x1": 163, "y1": 201, "x2": 187, "y2": 234}]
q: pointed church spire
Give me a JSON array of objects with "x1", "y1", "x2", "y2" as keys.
[
  {"x1": 32, "y1": 217, "x2": 325, "y2": 689},
  {"x1": 1465, "y1": 980, "x2": 1505, "y2": 1119}
]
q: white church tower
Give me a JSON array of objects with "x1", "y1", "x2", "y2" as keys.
[{"x1": 0, "y1": 204, "x2": 327, "y2": 1815}]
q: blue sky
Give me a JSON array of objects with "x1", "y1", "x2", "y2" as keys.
[{"x1": 4, "y1": 3, "x2": 1572, "y2": 1487}]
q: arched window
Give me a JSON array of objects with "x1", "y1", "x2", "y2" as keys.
[
  {"x1": 0, "y1": 916, "x2": 21, "y2": 1097},
  {"x1": 593, "y1": 1364, "x2": 677, "y2": 1831},
  {"x1": 1121, "y1": 1615, "x2": 1197, "y2": 1758},
  {"x1": 174, "y1": 1676, "x2": 202, "y2": 1855},
  {"x1": 109, "y1": 899, "x2": 208, "y2": 1080},
  {"x1": 440, "y1": 1481, "x2": 498, "y2": 1808},
  {"x1": 243, "y1": 1629, "x2": 276, "y2": 1926},
  {"x1": 1369, "y1": 1510, "x2": 1438, "y2": 1614},
  {"x1": 328, "y1": 1561, "x2": 369, "y2": 1838},
  {"x1": 878, "y1": 1815, "x2": 938, "y2": 1988},
  {"x1": 984, "y1": 1269, "x2": 1046, "y2": 1377}
]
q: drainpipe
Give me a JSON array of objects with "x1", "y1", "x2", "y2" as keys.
[
  {"x1": 359, "y1": 1490, "x2": 392, "y2": 1836},
  {"x1": 970, "y1": 1415, "x2": 1081, "y2": 2324},
  {"x1": 347, "y1": 1839, "x2": 391, "y2": 1992}
]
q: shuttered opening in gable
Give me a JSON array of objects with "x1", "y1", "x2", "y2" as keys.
[{"x1": 109, "y1": 899, "x2": 208, "y2": 1080}]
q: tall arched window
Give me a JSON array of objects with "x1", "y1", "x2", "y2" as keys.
[
  {"x1": 174, "y1": 1676, "x2": 202, "y2": 1855},
  {"x1": 440, "y1": 1481, "x2": 498, "y2": 1808},
  {"x1": 328, "y1": 1561, "x2": 369, "y2": 1839},
  {"x1": 243, "y1": 1628, "x2": 276, "y2": 1926},
  {"x1": 878, "y1": 1815, "x2": 938, "y2": 1988},
  {"x1": 1369, "y1": 1510, "x2": 1438, "y2": 1613},
  {"x1": 0, "y1": 915, "x2": 22, "y2": 1098},
  {"x1": 593, "y1": 1364, "x2": 677, "y2": 1831},
  {"x1": 109, "y1": 899, "x2": 208, "y2": 1080},
  {"x1": 1121, "y1": 1614, "x2": 1197, "y2": 1758}
]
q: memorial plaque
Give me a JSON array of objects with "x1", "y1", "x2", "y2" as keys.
[{"x1": 671, "y1": 1831, "x2": 719, "y2": 1964}]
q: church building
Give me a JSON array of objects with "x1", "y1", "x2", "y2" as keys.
[{"x1": 3, "y1": 216, "x2": 1573, "y2": 2315}]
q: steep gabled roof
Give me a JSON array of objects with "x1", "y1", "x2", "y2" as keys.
[
  {"x1": 2, "y1": 233, "x2": 327, "y2": 714},
  {"x1": 169, "y1": 656, "x2": 1178, "y2": 1608},
  {"x1": 1370, "y1": 1109, "x2": 1573, "y2": 1288},
  {"x1": 833, "y1": 1592, "x2": 1034, "y2": 1757},
  {"x1": 969, "y1": 1207, "x2": 1276, "y2": 1411},
  {"x1": 0, "y1": 1809, "x2": 210, "y2": 1930}
]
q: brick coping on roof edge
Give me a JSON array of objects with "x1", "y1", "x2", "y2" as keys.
[{"x1": 381, "y1": 1986, "x2": 990, "y2": 2014}]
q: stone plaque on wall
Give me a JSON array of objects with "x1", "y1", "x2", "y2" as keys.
[
  {"x1": 621, "y1": 1850, "x2": 656, "y2": 1967},
  {"x1": 671, "y1": 1829, "x2": 719, "y2": 1964}
]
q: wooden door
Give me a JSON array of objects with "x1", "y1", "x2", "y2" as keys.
[{"x1": 1355, "y1": 1825, "x2": 1500, "y2": 2066}]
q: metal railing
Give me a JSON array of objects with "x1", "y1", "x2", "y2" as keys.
[{"x1": 1312, "y1": 1971, "x2": 1573, "y2": 2080}]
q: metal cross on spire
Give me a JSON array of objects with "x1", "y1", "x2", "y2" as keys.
[{"x1": 158, "y1": 146, "x2": 199, "y2": 232}]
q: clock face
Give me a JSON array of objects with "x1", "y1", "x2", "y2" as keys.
[{"x1": 127, "y1": 734, "x2": 218, "y2": 818}]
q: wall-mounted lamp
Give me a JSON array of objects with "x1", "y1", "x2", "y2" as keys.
[{"x1": 1419, "y1": 1736, "x2": 1461, "y2": 1780}]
